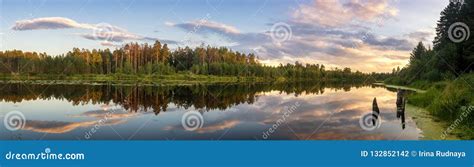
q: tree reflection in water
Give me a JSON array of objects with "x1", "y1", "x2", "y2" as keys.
[
  {"x1": 396, "y1": 89, "x2": 407, "y2": 129},
  {"x1": 0, "y1": 82, "x2": 425, "y2": 140},
  {"x1": 0, "y1": 82, "x2": 369, "y2": 115}
]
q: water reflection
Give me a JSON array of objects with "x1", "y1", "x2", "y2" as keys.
[
  {"x1": 396, "y1": 89, "x2": 407, "y2": 130},
  {"x1": 372, "y1": 98, "x2": 380, "y2": 126},
  {"x1": 0, "y1": 82, "x2": 363, "y2": 113},
  {"x1": 0, "y1": 82, "x2": 422, "y2": 140}
]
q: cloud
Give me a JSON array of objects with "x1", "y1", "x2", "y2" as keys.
[
  {"x1": 361, "y1": 33, "x2": 413, "y2": 50},
  {"x1": 22, "y1": 119, "x2": 124, "y2": 134},
  {"x1": 382, "y1": 54, "x2": 409, "y2": 60},
  {"x1": 195, "y1": 120, "x2": 240, "y2": 133},
  {"x1": 292, "y1": 0, "x2": 398, "y2": 27},
  {"x1": 168, "y1": 16, "x2": 416, "y2": 72},
  {"x1": 160, "y1": 39, "x2": 180, "y2": 45},
  {"x1": 80, "y1": 31, "x2": 152, "y2": 42},
  {"x1": 11, "y1": 17, "x2": 95, "y2": 30},
  {"x1": 12, "y1": 17, "x2": 178, "y2": 45},
  {"x1": 22, "y1": 108, "x2": 141, "y2": 134},
  {"x1": 74, "y1": 109, "x2": 137, "y2": 119},
  {"x1": 405, "y1": 30, "x2": 435, "y2": 44},
  {"x1": 164, "y1": 0, "x2": 429, "y2": 72},
  {"x1": 100, "y1": 41, "x2": 121, "y2": 47},
  {"x1": 167, "y1": 20, "x2": 268, "y2": 48},
  {"x1": 166, "y1": 20, "x2": 240, "y2": 35}
]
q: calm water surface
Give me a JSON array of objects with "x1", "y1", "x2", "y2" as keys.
[{"x1": 0, "y1": 82, "x2": 422, "y2": 140}]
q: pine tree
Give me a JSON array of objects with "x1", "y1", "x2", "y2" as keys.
[
  {"x1": 461, "y1": 0, "x2": 474, "y2": 71},
  {"x1": 409, "y1": 42, "x2": 427, "y2": 64},
  {"x1": 434, "y1": 2, "x2": 463, "y2": 50}
]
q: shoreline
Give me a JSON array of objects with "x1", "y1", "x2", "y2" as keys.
[
  {"x1": 375, "y1": 83, "x2": 460, "y2": 140},
  {"x1": 0, "y1": 74, "x2": 367, "y2": 86},
  {"x1": 373, "y1": 83, "x2": 426, "y2": 93},
  {"x1": 0, "y1": 74, "x2": 275, "y2": 86},
  {"x1": 405, "y1": 105, "x2": 459, "y2": 140}
]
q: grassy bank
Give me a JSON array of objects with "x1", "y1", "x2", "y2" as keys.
[
  {"x1": 386, "y1": 74, "x2": 474, "y2": 139},
  {"x1": 0, "y1": 73, "x2": 277, "y2": 85},
  {"x1": 0, "y1": 73, "x2": 368, "y2": 86}
]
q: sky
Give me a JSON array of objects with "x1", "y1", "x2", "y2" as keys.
[{"x1": 0, "y1": 0, "x2": 448, "y2": 72}]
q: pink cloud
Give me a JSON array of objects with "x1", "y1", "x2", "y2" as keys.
[{"x1": 293, "y1": 0, "x2": 398, "y2": 27}]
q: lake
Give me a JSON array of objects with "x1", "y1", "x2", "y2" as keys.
[{"x1": 0, "y1": 82, "x2": 422, "y2": 140}]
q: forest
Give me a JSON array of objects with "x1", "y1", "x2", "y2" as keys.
[
  {"x1": 0, "y1": 41, "x2": 386, "y2": 82},
  {"x1": 385, "y1": 0, "x2": 474, "y2": 139}
]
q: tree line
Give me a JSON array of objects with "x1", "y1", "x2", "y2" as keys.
[
  {"x1": 384, "y1": 0, "x2": 474, "y2": 138},
  {"x1": 387, "y1": 0, "x2": 474, "y2": 84},
  {"x1": 0, "y1": 41, "x2": 375, "y2": 81}
]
